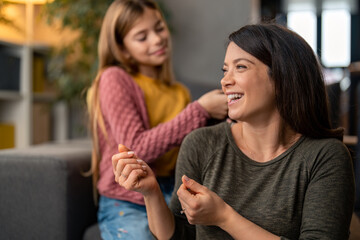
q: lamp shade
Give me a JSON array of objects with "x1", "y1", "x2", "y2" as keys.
[{"x1": 7, "y1": 0, "x2": 52, "y2": 4}]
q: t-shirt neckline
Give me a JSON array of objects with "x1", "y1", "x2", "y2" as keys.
[{"x1": 224, "y1": 121, "x2": 305, "y2": 166}]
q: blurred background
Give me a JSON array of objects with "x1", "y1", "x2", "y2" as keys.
[
  {"x1": 0, "y1": 0, "x2": 359, "y2": 238},
  {"x1": 0, "y1": 0, "x2": 359, "y2": 148}
]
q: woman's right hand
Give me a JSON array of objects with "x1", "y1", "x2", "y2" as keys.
[
  {"x1": 114, "y1": 145, "x2": 176, "y2": 240},
  {"x1": 198, "y1": 89, "x2": 228, "y2": 119},
  {"x1": 112, "y1": 144, "x2": 158, "y2": 196}
]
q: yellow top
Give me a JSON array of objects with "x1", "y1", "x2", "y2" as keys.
[{"x1": 132, "y1": 73, "x2": 191, "y2": 176}]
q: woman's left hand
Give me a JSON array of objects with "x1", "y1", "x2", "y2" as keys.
[{"x1": 177, "y1": 175, "x2": 228, "y2": 226}]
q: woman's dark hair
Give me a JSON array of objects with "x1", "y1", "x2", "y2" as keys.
[{"x1": 229, "y1": 23, "x2": 343, "y2": 140}]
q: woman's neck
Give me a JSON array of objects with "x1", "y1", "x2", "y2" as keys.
[{"x1": 231, "y1": 121, "x2": 301, "y2": 163}]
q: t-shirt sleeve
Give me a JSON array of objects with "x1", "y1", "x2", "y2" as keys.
[
  {"x1": 295, "y1": 140, "x2": 355, "y2": 239},
  {"x1": 98, "y1": 67, "x2": 210, "y2": 163},
  {"x1": 168, "y1": 130, "x2": 206, "y2": 239}
]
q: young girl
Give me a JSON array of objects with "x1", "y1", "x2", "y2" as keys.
[{"x1": 86, "y1": 0, "x2": 228, "y2": 239}]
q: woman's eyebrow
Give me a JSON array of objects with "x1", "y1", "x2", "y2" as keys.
[
  {"x1": 233, "y1": 58, "x2": 255, "y2": 65},
  {"x1": 223, "y1": 58, "x2": 255, "y2": 66}
]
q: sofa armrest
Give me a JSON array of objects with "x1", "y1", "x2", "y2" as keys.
[{"x1": 0, "y1": 139, "x2": 97, "y2": 240}]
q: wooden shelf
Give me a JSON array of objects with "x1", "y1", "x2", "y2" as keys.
[
  {"x1": 0, "y1": 90, "x2": 22, "y2": 100},
  {"x1": 0, "y1": 40, "x2": 55, "y2": 148},
  {"x1": 33, "y1": 92, "x2": 57, "y2": 102}
]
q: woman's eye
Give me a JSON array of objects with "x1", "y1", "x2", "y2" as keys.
[
  {"x1": 221, "y1": 68, "x2": 228, "y2": 75},
  {"x1": 236, "y1": 65, "x2": 246, "y2": 70}
]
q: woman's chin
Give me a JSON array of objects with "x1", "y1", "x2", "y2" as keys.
[{"x1": 228, "y1": 112, "x2": 240, "y2": 122}]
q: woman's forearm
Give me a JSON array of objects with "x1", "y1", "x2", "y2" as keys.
[
  {"x1": 219, "y1": 204, "x2": 280, "y2": 240},
  {"x1": 144, "y1": 185, "x2": 175, "y2": 240}
]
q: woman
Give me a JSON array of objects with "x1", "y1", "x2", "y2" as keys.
[{"x1": 112, "y1": 23, "x2": 355, "y2": 239}]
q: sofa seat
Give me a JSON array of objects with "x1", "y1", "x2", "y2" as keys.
[{"x1": 0, "y1": 139, "x2": 100, "y2": 240}]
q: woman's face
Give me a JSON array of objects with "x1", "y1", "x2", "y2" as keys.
[
  {"x1": 221, "y1": 42, "x2": 277, "y2": 124},
  {"x1": 122, "y1": 8, "x2": 169, "y2": 72}
]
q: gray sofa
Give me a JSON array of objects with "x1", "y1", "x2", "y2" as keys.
[{"x1": 0, "y1": 139, "x2": 101, "y2": 240}]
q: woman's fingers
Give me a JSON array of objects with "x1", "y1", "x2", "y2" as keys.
[
  {"x1": 122, "y1": 167, "x2": 148, "y2": 190},
  {"x1": 119, "y1": 161, "x2": 143, "y2": 179},
  {"x1": 114, "y1": 158, "x2": 147, "y2": 184},
  {"x1": 177, "y1": 183, "x2": 192, "y2": 217},
  {"x1": 177, "y1": 176, "x2": 205, "y2": 203},
  {"x1": 112, "y1": 151, "x2": 135, "y2": 175},
  {"x1": 113, "y1": 156, "x2": 134, "y2": 178},
  {"x1": 114, "y1": 157, "x2": 132, "y2": 181},
  {"x1": 179, "y1": 197, "x2": 190, "y2": 215},
  {"x1": 118, "y1": 144, "x2": 130, "y2": 153},
  {"x1": 111, "y1": 145, "x2": 152, "y2": 192}
]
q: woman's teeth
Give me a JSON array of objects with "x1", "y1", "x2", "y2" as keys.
[{"x1": 227, "y1": 93, "x2": 243, "y2": 103}]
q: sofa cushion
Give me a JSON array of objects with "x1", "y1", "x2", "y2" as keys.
[{"x1": 0, "y1": 139, "x2": 97, "y2": 240}]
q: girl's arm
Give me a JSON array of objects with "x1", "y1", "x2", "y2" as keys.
[{"x1": 99, "y1": 67, "x2": 211, "y2": 163}]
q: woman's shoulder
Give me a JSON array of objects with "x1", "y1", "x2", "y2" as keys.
[
  {"x1": 183, "y1": 121, "x2": 229, "y2": 146},
  {"x1": 301, "y1": 137, "x2": 348, "y2": 153},
  {"x1": 297, "y1": 136, "x2": 351, "y2": 166},
  {"x1": 179, "y1": 122, "x2": 230, "y2": 165}
]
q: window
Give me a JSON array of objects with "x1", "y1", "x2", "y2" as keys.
[
  {"x1": 287, "y1": 10, "x2": 317, "y2": 52},
  {"x1": 286, "y1": 0, "x2": 354, "y2": 68},
  {"x1": 321, "y1": 9, "x2": 351, "y2": 67}
]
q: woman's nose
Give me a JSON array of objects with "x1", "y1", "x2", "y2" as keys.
[{"x1": 221, "y1": 71, "x2": 234, "y2": 88}]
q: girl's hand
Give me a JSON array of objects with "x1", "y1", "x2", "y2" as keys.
[
  {"x1": 176, "y1": 175, "x2": 228, "y2": 226},
  {"x1": 198, "y1": 89, "x2": 228, "y2": 120},
  {"x1": 112, "y1": 144, "x2": 158, "y2": 196}
]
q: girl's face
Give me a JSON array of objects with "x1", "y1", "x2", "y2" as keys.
[
  {"x1": 221, "y1": 42, "x2": 277, "y2": 124},
  {"x1": 122, "y1": 8, "x2": 169, "y2": 75}
]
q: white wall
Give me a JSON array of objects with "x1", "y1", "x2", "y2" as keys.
[{"x1": 164, "y1": 0, "x2": 259, "y2": 90}]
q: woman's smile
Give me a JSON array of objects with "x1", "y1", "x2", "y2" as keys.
[{"x1": 226, "y1": 93, "x2": 244, "y2": 105}]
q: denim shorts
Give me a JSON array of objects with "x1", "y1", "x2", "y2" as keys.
[{"x1": 98, "y1": 177, "x2": 174, "y2": 240}]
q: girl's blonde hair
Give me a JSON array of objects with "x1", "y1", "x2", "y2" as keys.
[{"x1": 86, "y1": 0, "x2": 175, "y2": 201}]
